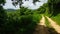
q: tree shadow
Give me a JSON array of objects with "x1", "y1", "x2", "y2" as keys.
[
  {"x1": 0, "y1": 24, "x2": 60, "y2": 34},
  {"x1": 33, "y1": 25, "x2": 60, "y2": 34},
  {"x1": 50, "y1": 2, "x2": 60, "y2": 17}
]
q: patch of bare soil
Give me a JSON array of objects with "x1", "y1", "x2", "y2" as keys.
[{"x1": 33, "y1": 15, "x2": 50, "y2": 34}]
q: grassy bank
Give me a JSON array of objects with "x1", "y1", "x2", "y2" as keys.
[{"x1": 51, "y1": 14, "x2": 60, "y2": 25}]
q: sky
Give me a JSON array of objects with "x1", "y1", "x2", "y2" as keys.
[{"x1": 3, "y1": 0, "x2": 48, "y2": 9}]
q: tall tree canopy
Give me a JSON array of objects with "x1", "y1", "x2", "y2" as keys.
[
  {"x1": 0, "y1": 0, "x2": 6, "y2": 5},
  {"x1": 48, "y1": 0, "x2": 60, "y2": 16},
  {"x1": 11, "y1": 0, "x2": 40, "y2": 8},
  {"x1": 0, "y1": 0, "x2": 7, "y2": 27}
]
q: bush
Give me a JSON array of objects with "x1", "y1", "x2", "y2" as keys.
[{"x1": 1, "y1": 7, "x2": 42, "y2": 34}]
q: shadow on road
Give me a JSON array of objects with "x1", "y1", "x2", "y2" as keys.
[{"x1": 33, "y1": 25, "x2": 60, "y2": 34}]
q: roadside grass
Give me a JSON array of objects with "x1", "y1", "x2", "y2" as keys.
[
  {"x1": 45, "y1": 16, "x2": 58, "y2": 34},
  {"x1": 45, "y1": 16, "x2": 51, "y2": 27},
  {"x1": 51, "y1": 14, "x2": 60, "y2": 26},
  {"x1": 33, "y1": 14, "x2": 42, "y2": 24},
  {"x1": 6, "y1": 11, "x2": 42, "y2": 34}
]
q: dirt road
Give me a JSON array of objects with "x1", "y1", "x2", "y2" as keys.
[
  {"x1": 33, "y1": 15, "x2": 49, "y2": 34},
  {"x1": 46, "y1": 16, "x2": 60, "y2": 34}
]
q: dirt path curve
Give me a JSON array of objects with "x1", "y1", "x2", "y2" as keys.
[
  {"x1": 38, "y1": 15, "x2": 46, "y2": 26},
  {"x1": 46, "y1": 16, "x2": 60, "y2": 34},
  {"x1": 33, "y1": 15, "x2": 50, "y2": 34}
]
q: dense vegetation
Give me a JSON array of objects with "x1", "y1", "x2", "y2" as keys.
[
  {"x1": 48, "y1": 0, "x2": 60, "y2": 16},
  {"x1": 0, "y1": 0, "x2": 60, "y2": 34},
  {"x1": 0, "y1": 0, "x2": 41, "y2": 33},
  {"x1": 48, "y1": 0, "x2": 60, "y2": 25}
]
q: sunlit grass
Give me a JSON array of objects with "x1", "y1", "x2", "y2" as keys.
[
  {"x1": 51, "y1": 14, "x2": 60, "y2": 25},
  {"x1": 45, "y1": 16, "x2": 51, "y2": 27}
]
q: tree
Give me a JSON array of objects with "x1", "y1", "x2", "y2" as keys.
[
  {"x1": 0, "y1": 0, "x2": 8, "y2": 33},
  {"x1": 0, "y1": 0, "x2": 7, "y2": 26},
  {"x1": 37, "y1": 3, "x2": 48, "y2": 14},
  {"x1": 11, "y1": 0, "x2": 40, "y2": 8},
  {"x1": 0, "y1": 0, "x2": 5, "y2": 5},
  {"x1": 48, "y1": 0, "x2": 60, "y2": 16}
]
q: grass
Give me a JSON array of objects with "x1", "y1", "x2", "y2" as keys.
[
  {"x1": 33, "y1": 14, "x2": 42, "y2": 23},
  {"x1": 45, "y1": 16, "x2": 51, "y2": 27},
  {"x1": 51, "y1": 14, "x2": 60, "y2": 25},
  {"x1": 45, "y1": 10, "x2": 60, "y2": 25},
  {"x1": 45, "y1": 16, "x2": 58, "y2": 34}
]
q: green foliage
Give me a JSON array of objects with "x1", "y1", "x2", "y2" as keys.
[
  {"x1": 37, "y1": 3, "x2": 48, "y2": 14},
  {"x1": 0, "y1": 0, "x2": 5, "y2": 5},
  {"x1": 0, "y1": 0, "x2": 8, "y2": 33},
  {"x1": 45, "y1": 16, "x2": 51, "y2": 27},
  {"x1": 33, "y1": 0, "x2": 40, "y2": 4},
  {"x1": 0, "y1": 6, "x2": 7, "y2": 25},
  {"x1": 0, "y1": 0, "x2": 6, "y2": 24},
  {"x1": 20, "y1": 7, "x2": 28, "y2": 15},
  {"x1": 51, "y1": 14, "x2": 60, "y2": 25},
  {"x1": 0, "y1": 6, "x2": 41, "y2": 34},
  {"x1": 11, "y1": 0, "x2": 40, "y2": 8},
  {"x1": 20, "y1": 7, "x2": 35, "y2": 15},
  {"x1": 48, "y1": 0, "x2": 60, "y2": 17},
  {"x1": 1, "y1": 0, "x2": 60, "y2": 34}
]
